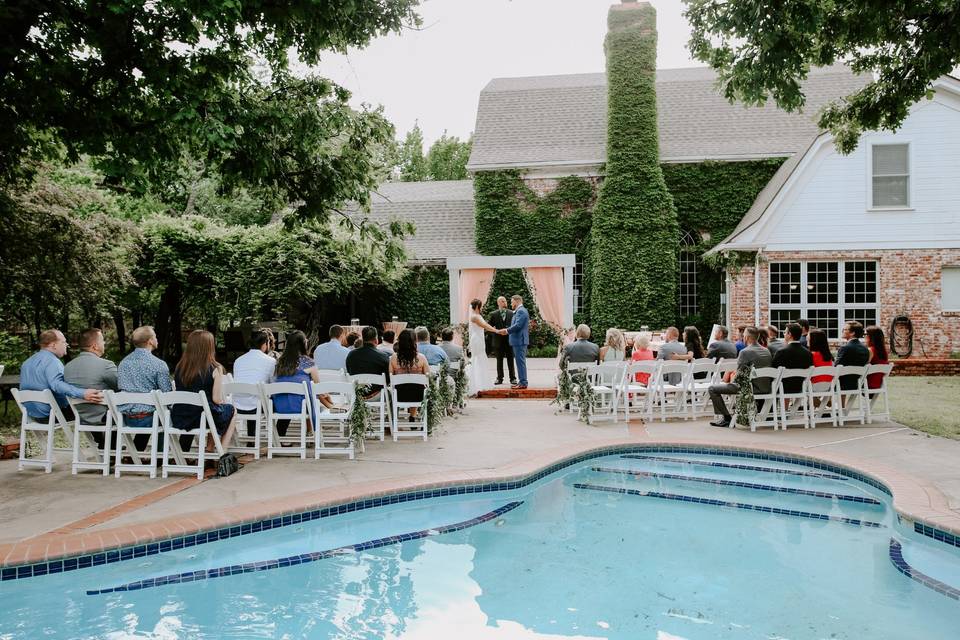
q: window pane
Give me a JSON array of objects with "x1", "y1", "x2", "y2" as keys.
[
  {"x1": 770, "y1": 262, "x2": 801, "y2": 305},
  {"x1": 844, "y1": 309, "x2": 877, "y2": 330},
  {"x1": 807, "y1": 309, "x2": 839, "y2": 340},
  {"x1": 844, "y1": 261, "x2": 878, "y2": 304},
  {"x1": 769, "y1": 309, "x2": 800, "y2": 329},
  {"x1": 679, "y1": 250, "x2": 698, "y2": 317},
  {"x1": 573, "y1": 260, "x2": 584, "y2": 313},
  {"x1": 873, "y1": 176, "x2": 908, "y2": 207},
  {"x1": 873, "y1": 144, "x2": 908, "y2": 175},
  {"x1": 944, "y1": 267, "x2": 960, "y2": 311},
  {"x1": 807, "y1": 262, "x2": 838, "y2": 304}
]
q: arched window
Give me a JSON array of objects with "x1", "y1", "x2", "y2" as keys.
[{"x1": 679, "y1": 230, "x2": 700, "y2": 317}]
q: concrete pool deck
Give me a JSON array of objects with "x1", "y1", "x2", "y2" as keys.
[{"x1": 2, "y1": 396, "x2": 960, "y2": 568}]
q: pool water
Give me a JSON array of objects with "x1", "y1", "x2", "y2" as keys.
[{"x1": 1, "y1": 451, "x2": 958, "y2": 639}]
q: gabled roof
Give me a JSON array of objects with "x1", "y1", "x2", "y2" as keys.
[
  {"x1": 347, "y1": 180, "x2": 476, "y2": 264},
  {"x1": 467, "y1": 65, "x2": 871, "y2": 171}
]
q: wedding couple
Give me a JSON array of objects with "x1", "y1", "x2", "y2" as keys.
[{"x1": 467, "y1": 294, "x2": 529, "y2": 395}]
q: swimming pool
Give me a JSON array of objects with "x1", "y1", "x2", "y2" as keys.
[{"x1": 1, "y1": 447, "x2": 958, "y2": 639}]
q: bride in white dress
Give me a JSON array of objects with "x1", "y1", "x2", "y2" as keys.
[{"x1": 466, "y1": 298, "x2": 498, "y2": 397}]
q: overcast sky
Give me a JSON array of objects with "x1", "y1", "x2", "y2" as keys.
[{"x1": 315, "y1": 0, "x2": 700, "y2": 147}]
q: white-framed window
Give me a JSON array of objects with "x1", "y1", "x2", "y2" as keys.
[
  {"x1": 678, "y1": 230, "x2": 700, "y2": 317},
  {"x1": 870, "y1": 142, "x2": 910, "y2": 209},
  {"x1": 768, "y1": 260, "x2": 879, "y2": 339},
  {"x1": 943, "y1": 267, "x2": 960, "y2": 312},
  {"x1": 572, "y1": 259, "x2": 584, "y2": 313}
]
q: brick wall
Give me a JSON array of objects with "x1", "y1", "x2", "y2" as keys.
[
  {"x1": 726, "y1": 249, "x2": 960, "y2": 358},
  {"x1": 891, "y1": 359, "x2": 960, "y2": 376}
]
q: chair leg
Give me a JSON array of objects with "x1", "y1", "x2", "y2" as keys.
[
  {"x1": 45, "y1": 426, "x2": 55, "y2": 473},
  {"x1": 72, "y1": 425, "x2": 80, "y2": 475}
]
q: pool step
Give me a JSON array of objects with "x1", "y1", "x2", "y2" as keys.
[
  {"x1": 620, "y1": 454, "x2": 847, "y2": 480},
  {"x1": 574, "y1": 483, "x2": 884, "y2": 528},
  {"x1": 592, "y1": 467, "x2": 881, "y2": 505}
]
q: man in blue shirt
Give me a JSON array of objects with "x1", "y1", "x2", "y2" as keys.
[
  {"x1": 313, "y1": 324, "x2": 351, "y2": 371},
  {"x1": 415, "y1": 326, "x2": 448, "y2": 366},
  {"x1": 117, "y1": 325, "x2": 172, "y2": 449},
  {"x1": 20, "y1": 329, "x2": 103, "y2": 419}
]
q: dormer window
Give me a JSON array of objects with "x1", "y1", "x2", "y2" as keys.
[{"x1": 871, "y1": 143, "x2": 910, "y2": 208}]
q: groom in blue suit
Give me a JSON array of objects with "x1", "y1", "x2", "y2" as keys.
[{"x1": 498, "y1": 294, "x2": 530, "y2": 389}]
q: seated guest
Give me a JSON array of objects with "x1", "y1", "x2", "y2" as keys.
[
  {"x1": 707, "y1": 325, "x2": 737, "y2": 360},
  {"x1": 273, "y1": 330, "x2": 332, "y2": 438},
  {"x1": 562, "y1": 324, "x2": 600, "y2": 364},
  {"x1": 118, "y1": 325, "x2": 172, "y2": 449},
  {"x1": 772, "y1": 323, "x2": 813, "y2": 393},
  {"x1": 415, "y1": 326, "x2": 448, "y2": 365},
  {"x1": 797, "y1": 318, "x2": 811, "y2": 347},
  {"x1": 682, "y1": 326, "x2": 710, "y2": 378},
  {"x1": 378, "y1": 330, "x2": 396, "y2": 354},
  {"x1": 171, "y1": 330, "x2": 236, "y2": 454},
  {"x1": 865, "y1": 325, "x2": 890, "y2": 390},
  {"x1": 345, "y1": 332, "x2": 362, "y2": 349},
  {"x1": 346, "y1": 326, "x2": 391, "y2": 397},
  {"x1": 389, "y1": 329, "x2": 430, "y2": 421},
  {"x1": 630, "y1": 334, "x2": 655, "y2": 385},
  {"x1": 766, "y1": 325, "x2": 785, "y2": 355},
  {"x1": 313, "y1": 324, "x2": 350, "y2": 371},
  {"x1": 20, "y1": 329, "x2": 103, "y2": 420},
  {"x1": 734, "y1": 326, "x2": 747, "y2": 353},
  {"x1": 599, "y1": 328, "x2": 626, "y2": 362},
  {"x1": 707, "y1": 326, "x2": 772, "y2": 428},
  {"x1": 756, "y1": 329, "x2": 769, "y2": 348},
  {"x1": 64, "y1": 328, "x2": 118, "y2": 447},
  {"x1": 808, "y1": 328, "x2": 834, "y2": 390},
  {"x1": 264, "y1": 329, "x2": 281, "y2": 360},
  {"x1": 232, "y1": 329, "x2": 276, "y2": 435},
  {"x1": 657, "y1": 327, "x2": 688, "y2": 384},
  {"x1": 836, "y1": 321, "x2": 870, "y2": 394},
  {"x1": 438, "y1": 328, "x2": 463, "y2": 363}
]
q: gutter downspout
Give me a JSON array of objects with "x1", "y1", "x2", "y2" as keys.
[{"x1": 753, "y1": 249, "x2": 763, "y2": 326}]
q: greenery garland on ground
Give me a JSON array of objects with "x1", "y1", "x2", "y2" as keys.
[
  {"x1": 734, "y1": 365, "x2": 756, "y2": 427},
  {"x1": 425, "y1": 373, "x2": 444, "y2": 435},
  {"x1": 572, "y1": 369, "x2": 599, "y2": 423},
  {"x1": 590, "y1": 3, "x2": 678, "y2": 330},
  {"x1": 553, "y1": 358, "x2": 574, "y2": 411},
  {"x1": 436, "y1": 362, "x2": 453, "y2": 416},
  {"x1": 350, "y1": 384, "x2": 372, "y2": 450},
  {"x1": 453, "y1": 363, "x2": 468, "y2": 409}
]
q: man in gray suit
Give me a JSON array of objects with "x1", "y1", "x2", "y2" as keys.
[
  {"x1": 707, "y1": 325, "x2": 738, "y2": 360},
  {"x1": 707, "y1": 326, "x2": 772, "y2": 427},
  {"x1": 64, "y1": 328, "x2": 119, "y2": 446},
  {"x1": 561, "y1": 324, "x2": 600, "y2": 363}
]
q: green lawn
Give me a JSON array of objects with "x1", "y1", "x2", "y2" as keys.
[{"x1": 888, "y1": 376, "x2": 960, "y2": 439}]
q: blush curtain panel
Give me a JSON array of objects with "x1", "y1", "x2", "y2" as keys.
[
  {"x1": 525, "y1": 266, "x2": 565, "y2": 329},
  {"x1": 457, "y1": 268, "x2": 495, "y2": 323}
]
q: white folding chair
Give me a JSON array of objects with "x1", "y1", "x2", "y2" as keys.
[
  {"x1": 621, "y1": 361, "x2": 660, "y2": 423},
  {"x1": 584, "y1": 363, "x2": 622, "y2": 424},
  {"x1": 223, "y1": 381, "x2": 264, "y2": 459},
  {"x1": 863, "y1": 363, "x2": 894, "y2": 424},
  {"x1": 316, "y1": 370, "x2": 348, "y2": 383},
  {"x1": 106, "y1": 391, "x2": 161, "y2": 478},
  {"x1": 11, "y1": 389, "x2": 74, "y2": 473},
  {"x1": 155, "y1": 390, "x2": 224, "y2": 479},
  {"x1": 390, "y1": 374, "x2": 429, "y2": 441},
  {"x1": 834, "y1": 365, "x2": 867, "y2": 426},
  {"x1": 261, "y1": 381, "x2": 311, "y2": 459},
  {"x1": 777, "y1": 368, "x2": 813, "y2": 430},
  {"x1": 687, "y1": 360, "x2": 717, "y2": 418},
  {"x1": 749, "y1": 367, "x2": 782, "y2": 431},
  {"x1": 67, "y1": 397, "x2": 112, "y2": 475},
  {"x1": 350, "y1": 374, "x2": 389, "y2": 441},
  {"x1": 655, "y1": 362, "x2": 690, "y2": 421},
  {"x1": 565, "y1": 362, "x2": 593, "y2": 414},
  {"x1": 808, "y1": 366, "x2": 838, "y2": 427},
  {"x1": 313, "y1": 381, "x2": 356, "y2": 459}
]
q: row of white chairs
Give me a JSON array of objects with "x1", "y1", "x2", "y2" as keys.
[
  {"x1": 562, "y1": 359, "x2": 894, "y2": 430},
  {"x1": 11, "y1": 372, "x2": 434, "y2": 477}
]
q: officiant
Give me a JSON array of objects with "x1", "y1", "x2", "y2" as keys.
[{"x1": 488, "y1": 296, "x2": 517, "y2": 386}]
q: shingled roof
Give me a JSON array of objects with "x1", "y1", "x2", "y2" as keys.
[
  {"x1": 347, "y1": 180, "x2": 476, "y2": 265},
  {"x1": 467, "y1": 65, "x2": 870, "y2": 171}
]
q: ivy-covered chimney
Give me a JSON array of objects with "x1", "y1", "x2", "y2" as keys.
[{"x1": 590, "y1": 1, "x2": 679, "y2": 330}]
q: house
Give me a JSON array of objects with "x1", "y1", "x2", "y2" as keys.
[{"x1": 359, "y1": 1, "x2": 959, "y2": 357}]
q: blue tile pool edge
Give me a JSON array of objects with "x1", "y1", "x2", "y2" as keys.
[
  {"x1": 2, "y1": 442, "x2": 955, "y2": 583},
  {"x1": 85, "y1": 501, "x2": 523, "y2": 596},
  {"x1": 888, "y1": 538, "x2": 960, "y2": 601}
]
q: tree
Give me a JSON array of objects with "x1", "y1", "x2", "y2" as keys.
[
  {"x1": 426, "y1": 133, "x2": 472, "y2": 181},
  {"x1": 0, "y1": 0, "x2": 420, "y2": 219},
  {"x1": 397, "y1": 124, "x2": 429, "y2": 182},
  {"x1": 684, "y1": 0, "x2": 960, "y2": 153},
  {"x1": 590, "y1": 3, "x2": 678, "y2": 330}
]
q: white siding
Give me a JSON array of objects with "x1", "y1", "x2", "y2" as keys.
[{"x1": 758, "y1": 98, "x2": 960, "y2": 250}]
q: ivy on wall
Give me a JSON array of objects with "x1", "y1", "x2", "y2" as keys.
[
  {"x1": 590, "y1": 3, "x2": 678, "y2": 330},
  {"x1": 379, "y1": 265, "x2": 450, "y2": 332}
]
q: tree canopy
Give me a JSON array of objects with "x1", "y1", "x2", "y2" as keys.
[
  {"x1": 394, "y1": 125, "x2": 472, "y2": 182},
  {"x1": 0, "y1": 0, "x2": 420, "y2": 219},
  {"x1": 684, "y1": 0, "x2": 960, "y2": 153}
]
